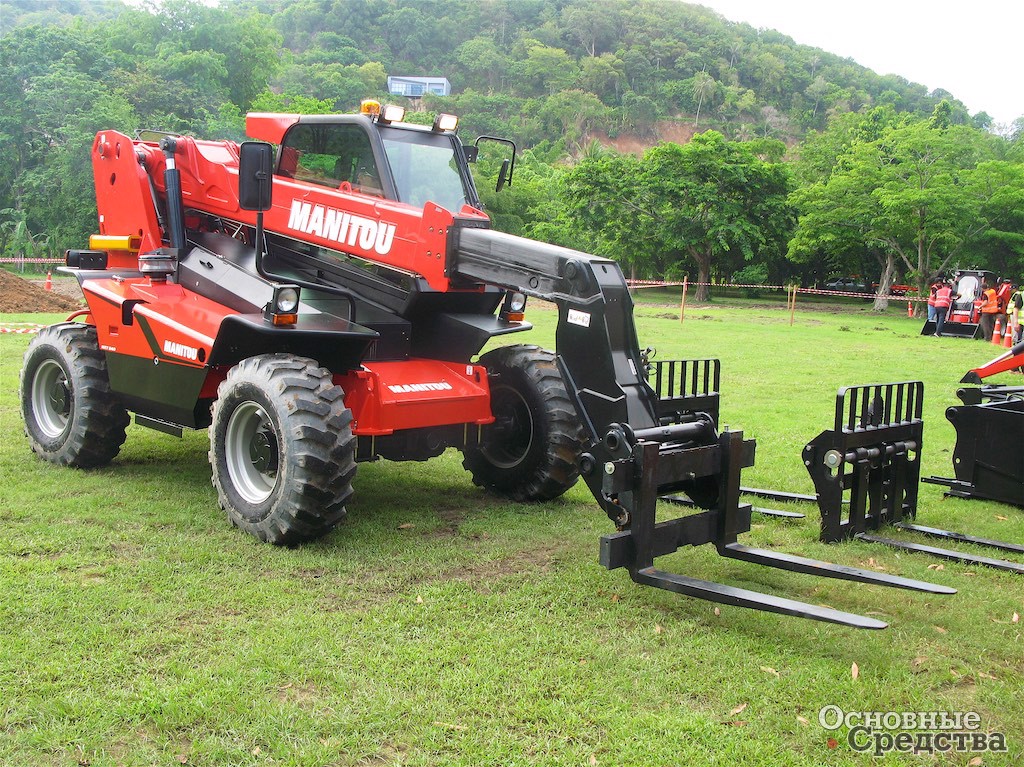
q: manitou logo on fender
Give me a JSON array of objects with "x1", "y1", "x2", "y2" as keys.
[
  {"x1": 287, "y1": 200, "x2": 397, "y2": 256},
  {"x1": 163, "y1": 339, "x2": 199, "y2": 361},
  {"x1": 387, "y1": 381, "x2": 454, "y2": 394}
]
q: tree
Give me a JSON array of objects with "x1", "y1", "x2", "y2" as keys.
[
  {"x1": 691, "y1": 70, "x2": 716, "y2": 126},
  {"x1": 640, "y1": 133, "x2": 793, "y2": 299},
  {"x1": 454, "y1": 36, "x2": 509, "y2": 93},
  {"x1": 561, "y1": 132, "x2": 794, "y2": 299},
  {"x1": 560, "y1": 2, "x2": 620, "y2": 57},
  {"x1": 866, "y1": 122, "x2": 988, "y2": 300},
  {"x1": 0, "y1": 24, "x2": 137, "y2": 256},
  {"x1": 537, "y1": 90, "x2": 609, "y2": 154},
  {"x1": 963, "y1": 161, "x2": 1024, "y2": 278},
  {"x1": 520, "y1": 43, "x2": 578, "y2": 96},
  {"x1": 559, "y1": 148, "x2": 646, "y2": 276},
  {"x1": 790, "y1": 117, "x2": 993, "y2": 312},
  {"x1": 805, "y1": 75, "x2": 829, "y2": 122},
  {"x1": 579, "y1": 53, "x2": 625, "y2": 103}
]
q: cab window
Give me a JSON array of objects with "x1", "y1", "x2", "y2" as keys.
[
  {"x1": 380, "y1": 129, "x2": 469, "y2": 212},
  {"x1": 278, "y1": 123, "x2": 383, "y2": 197}
]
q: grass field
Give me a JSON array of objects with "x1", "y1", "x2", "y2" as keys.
[{"x1": 1, "y1": 298, "x2": 1022, "y2": 766}]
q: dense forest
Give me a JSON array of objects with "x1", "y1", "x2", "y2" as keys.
[{"x1": 2, "y1": 0, "x2": 1023, "y2": 304}]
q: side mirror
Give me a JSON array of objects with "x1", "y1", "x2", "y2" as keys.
[
  {"x1": 496, "y1": 159, "x2": 510, "y2": 193},
  {"x1": 474, "y1": 135, "x2": 517, "y2": 193},
  {"x1": 238, "y1": 141, "x2": 273, "y2": 211}
]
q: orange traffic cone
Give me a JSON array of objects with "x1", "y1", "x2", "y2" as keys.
[
  {"x1": 1005, "y1": 321, "x2": 1015, "y2": 348},
  {"x1": 907, "y1": 301, "x2": 913, "y2": 317},
  {"x1": 991, "y1": 317, "x2": 1003, "y2": 345},
  {"x1": 43, "y1": 271, "x2": 52, "y2": 291}
]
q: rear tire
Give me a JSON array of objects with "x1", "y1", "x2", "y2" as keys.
[
  {"x1": 463, "y1": 345, "x2": 586, "y2": 501},
  {"x1": 20, "y1": 324, "x2": 129, "y2": 468},
  {"x1": 209, "y1": 354, "x2": 356, "y2": 545}
]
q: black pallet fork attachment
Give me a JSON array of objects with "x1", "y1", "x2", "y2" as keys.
[
  {"x1": 650, "y1": 359, "x2": 804, "y2": 520},
  {"x1": 803, "y1": 381, "x2": 1024, "y2": 573},
  {"x1": 599, "y1": 361, "x2": 952, "y2": 630}
]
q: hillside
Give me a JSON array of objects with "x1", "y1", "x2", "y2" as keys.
[
  {"x1": 245, "y1": 0, "x2": 978, "y2": 148},
  {"x1": 2, "y1": 0, "x2": 979, "y2": 150}
]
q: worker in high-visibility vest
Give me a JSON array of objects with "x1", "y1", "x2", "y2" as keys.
[
  {"x1": 1011, "y1": 284, "x2": 1023, "y2": 344},
  {"x1": 979, "y1": 280, "x2": 1000, "y2": 341},
  {"x1": 932, "y1": 280, "x2": 957, "y2": 337}
]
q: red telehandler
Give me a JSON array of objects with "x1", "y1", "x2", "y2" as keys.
[{"x1": 20, "y1": 101, "x2": 950, "y2": 628}]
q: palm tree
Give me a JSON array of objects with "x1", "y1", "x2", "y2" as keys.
[{"x1": 693, "y1": 70, "x2": 715, "y2": 127}]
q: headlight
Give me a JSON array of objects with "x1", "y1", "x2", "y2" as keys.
[
  {"x1": 500, "y1": 291, "x2": 528, "y2": 323},
  {"x1": 265, "y1": 284, "x2": 301, "y2": 326},
  {"x1": 508, "y1": 292, "x2": 527, "y2": 312},
  {"x1": 275, "y1": 287, "x2": 300, "y2": 313}
]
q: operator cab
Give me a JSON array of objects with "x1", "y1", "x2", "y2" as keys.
[{"x1": 247, "y1": 103, "x2": 483, "y2": 214}]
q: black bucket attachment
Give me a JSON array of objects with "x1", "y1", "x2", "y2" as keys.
[
  {"x1": 924, "y1": 385, "x2": 1024, "y2": 508},
  {"x1": 804, "y1": 381, "x2": 1024, "y2": 573},
  {"x1": 920, "y1": 320, "x2": 981, "y2": 339},
  {"x1": 599, "y1": 362, "x2": 953, "y2": 630}
]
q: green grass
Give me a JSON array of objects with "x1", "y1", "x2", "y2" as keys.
[{"x1": 1, "y1": 304, "x2": 1022, "y2": 766}]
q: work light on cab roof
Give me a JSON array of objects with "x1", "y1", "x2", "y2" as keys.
[{"x1": 432, "y1": 113, "x2": 459, "y2": 132}]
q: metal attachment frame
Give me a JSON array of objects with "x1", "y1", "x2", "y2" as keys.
[{"x1": 598, "y1": 365, "x2": 952, "y2": 630}]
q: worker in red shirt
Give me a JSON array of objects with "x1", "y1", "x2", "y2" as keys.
[
  {"x1": 979, "y1": 280, "x2": 1000, "y2": 341},
  {"x1": 927, "y1": 276, "x2": 943, "y2": 324}
]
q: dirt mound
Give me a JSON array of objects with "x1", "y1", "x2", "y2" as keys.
[
  {"x1": 592, "y1": 120, "x2": 700, "y2": 156},
  {"x1": 0, "y1": 269, "x2": 82, "y2": 313}
]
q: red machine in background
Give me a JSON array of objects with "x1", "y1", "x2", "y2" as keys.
[{"x1": 920, "y1": 269, "x2": 998, "y2": 338}]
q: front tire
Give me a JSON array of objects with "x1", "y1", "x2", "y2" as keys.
[
  {"x1": 209, "y1": 354, "x2": 356, "y2": 545},
  {"x1": 20, "y1": 324, "x2": 129, "y2": 468},
  {"x1": 463, "y1": 345, "x2": 586, "y2": 501}
]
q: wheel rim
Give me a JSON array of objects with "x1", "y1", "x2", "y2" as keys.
[
  {"x1": 31, "y1": 358, "x2": 72, "y2": 439},
  {"x1": 225, "y1": 401, "x2": 279, "y2": 504},
  {"x1": 482, "y1": 384, "x2": 534, "y2": 469}
]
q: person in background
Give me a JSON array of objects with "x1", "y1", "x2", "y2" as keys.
[
  {"x1": 996, "y1": 278, "x2": 1014, "y2": 338},
  {"x1": 933, "y1": 279, "x2": 957, "y2": 337},
  {"x1": 1010, "y1": 282, "x2": 1023, "y2": 344},
  {"x1": 979, "y1": 279, "x2": 1000, "y2": 341},
  {"x1": 927, "y1": 277, "x2": 940, "y2": 323}
]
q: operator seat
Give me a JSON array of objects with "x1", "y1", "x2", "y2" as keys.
[
  {"x1": 278, "y1": 146, "x2": 300, "y2": 178},
  {"x1": 334, "y1": 150, "x2": 382, "y2": 197}
]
